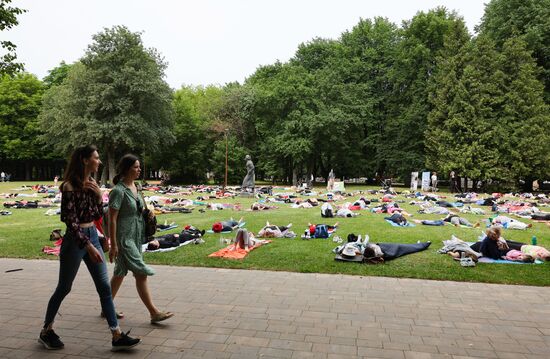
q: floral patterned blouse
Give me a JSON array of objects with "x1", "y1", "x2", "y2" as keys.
[{"x1": 60, "y1": 189, "x2": 103, "y2": 248}]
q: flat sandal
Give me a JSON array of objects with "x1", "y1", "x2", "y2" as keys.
[{"x1": 150, "y1": 311, "x2": 174, "y2": 323}]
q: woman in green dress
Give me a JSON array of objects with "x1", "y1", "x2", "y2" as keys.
[{"x1": 108, "y1": 154, "x2": 173, "y2": 323}]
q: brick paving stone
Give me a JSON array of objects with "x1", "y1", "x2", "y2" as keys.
[
  {"x1": 305, "y1": 335, "x2": 331, "y2": 344},
  {"x1": 312, "y1": 343, "x2": 357, "y2": 356},
  {"x1": 2, "y1": 259, "x2": 550, "y2": 359},
  {"x1": 258, "y1": 347, "x2": 294, "y2": 358},
  {"x1": 329, "y1": 336, "x2": 356, "y2": 346},
  {"x1": 291, "y1": 351, "x2": 328, "y2": 358},
  {"x1": 357, "y1": 347, "x2": 405, "y2": 358}
]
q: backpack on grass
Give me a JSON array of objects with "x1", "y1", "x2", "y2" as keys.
[{"x1": 314, "y1": 224, "x2": 329, "y2": 238}]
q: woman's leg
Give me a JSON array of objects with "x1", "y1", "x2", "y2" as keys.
[
  {"x1": 134, "y1": 274, "x2": 159, "y2": 316},
  {"x1": 110, "y1": 275, "x2": 125, "y2": 299},
  {"x1": 82, "y1": 228, "x2": 118, "y2": 331},
  {"x1": 43, "y1": 233, "x2": 85, "y2": 329}
]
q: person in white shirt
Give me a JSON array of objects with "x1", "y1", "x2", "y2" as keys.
[{"x1": 431, "y1": 172, "x2": 438, "y2": 192}]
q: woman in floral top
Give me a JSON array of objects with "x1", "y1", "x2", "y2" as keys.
[
  {"x1": 39, "y1": 145, "x2": 141, "y2": 352},
  {"x1": 108, "y1": 154, "x2": 173, "y2": 323}
]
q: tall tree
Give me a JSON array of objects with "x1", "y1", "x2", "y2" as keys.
[
  {"x1": 0, "y1": 0, "x2": 26, "y2": 75},
  {"x1": 0, "y1": 73, "x2": 45, "y2": 178},
  {"x1": 338, "y1": 17, "x2": 399, "y2": 178},
  {"x1": 247, "y1": 61, "x2": 316, "y2": 183},
  {"x1": 154, "y1": 85, "x2": 223, "y2": 183},
  {"x1": 426, "y1": 36, "x2": 505, "y2": 186},
  {"x1": 39, "y1": 26, "x2": 174, "y2": 183},
  {"x1": 477, "y1": 0, "x2": 550, "y2": 101},
  {"x1": 388, "y1": 8, "x2": 470, "y2": 178},
  {"x1": 498, "y1": 37, "x2": 550, "y2": 187}
]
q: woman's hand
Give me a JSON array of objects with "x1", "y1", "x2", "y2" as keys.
[
  {"x1": 109, "y1": 243, "x2": 118, "y2": 263},
  {"x1": 86, "y1": 242, "x2": 104, "y2": 263},
  {"x1": 83, "y1": 178, "x2": 102, "y2": 202}
]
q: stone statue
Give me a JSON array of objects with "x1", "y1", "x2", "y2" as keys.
[
  {"x1": 242, "y1": 155, "x2": 255, "y2": 191},
  {"x1": 327, "y1": 169, "x2": 335, "y2": 190}
]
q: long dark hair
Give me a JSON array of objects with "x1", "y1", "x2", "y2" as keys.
[
  {"x1": 61, "y1": 145, "x2": 98, "y2": 190},
  {"x1": 113, "y1": 154, "x2": 140, "y2": 185}
]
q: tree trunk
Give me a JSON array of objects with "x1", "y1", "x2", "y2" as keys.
[
  {"x1": 292, "y1": 168, "x2": 298, "y2": 187},
  {"x1": 100, "y1": 165, "x2": 108, "y2": 186},
  {"x1": 107, "y1": 146, "x2": 116, "y2": 184},
  {"x1": 25, "y1": 162, "x2": 31, "y2": 181}
]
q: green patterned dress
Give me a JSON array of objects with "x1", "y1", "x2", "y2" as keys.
[{"x1": 109, "y1": 182, "x2": 155, "y2": 276}]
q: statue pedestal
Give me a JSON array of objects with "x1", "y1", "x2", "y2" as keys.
[{"x1": 239, "y1": 191, "x2": 255, "y2": 198}]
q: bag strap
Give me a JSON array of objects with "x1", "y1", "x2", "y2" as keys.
[{"x1": 135, "y1": 182, "x2": 146, "y2": 214}]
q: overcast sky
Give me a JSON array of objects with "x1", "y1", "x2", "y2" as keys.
[{"x1": 6, "y1": 0, "x2": 486, "y2": 89}]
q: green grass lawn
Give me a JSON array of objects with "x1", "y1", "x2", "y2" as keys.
[{"x1": 1, "y1": 181, "x2": 549, "y2": 286}]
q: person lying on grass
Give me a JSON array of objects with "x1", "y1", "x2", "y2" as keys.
[
  {"x1": 308, "y1": 222, "x2": 339, "y2": 235},
  {"x1": 384, "y1": 212, "x2": 409, "y2": 226},
  {"x1": 372, "y1": 202, "x2": 412, "y2": 217},
  {"x1": 229, "y1": 228, "x2": 268, "y2": 252},
  {"x1": 212, "y1": 217, "x2": 244, "y2": 233},
  {"x1": 447, "y1": 227, "x2": 549, "y2": 262},
  {"x1": 257, "y1": 221, "x2": 292, "y2": 238},
  {"x1": 490, "y1": 215, "x2": 532, "y2": 230},
  {"x1": 250, "y1": 202, "x2": 278, "y2": 211},
  {"x1": 145, "y1": 227, "x2": 205, "y2": 250},
  {"x1": 414, "y1": 213, "x2": 480, "y2": 227}
]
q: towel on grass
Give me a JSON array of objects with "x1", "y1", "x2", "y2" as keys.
[
  {"x1": 206, "y1": 222, "x2": 246, "y2": 233},
  {"x1": 208, "y1": 240, "x2": 271, "y2": 259},
  {"x1": 42, "y1": 238, "x2": 63, "y2": 255},
  {"x1": 385, "y1": 220, "x2": 416, "y2": 227}
]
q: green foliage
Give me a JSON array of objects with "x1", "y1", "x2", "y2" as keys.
[
  {"x1": 427, "y1": 34, "x2": 550, "y2": 187},
  {"x1": 38, "y1": 26, "x2": 174, "y2": 181},
  {"x1": 0, "y1": 0, "x2": 26, "y2": 75},
  {"x1": 498, "y1": 37, "x2": 550, "y2": 181},
  {"x1": 387, "y1": 8, "x2": 470, "y2": 178},
  {"x1": 210, "y1": 135, "x2": 248, "y2": 184},
  {"x1": 42, "y1": 61, "x2": 72, "y2": 88},
  {"x1": 154, "y1": 85, "x2": 223, "y2": 183},
  {"x1": 0, "y1": 73, "x2": 44, "y2": 160},
  {"x1": 477, "y1": 0, "x2": 550, "y2": 101}
]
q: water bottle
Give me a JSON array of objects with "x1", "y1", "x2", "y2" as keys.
[{"x1": 532, "y1": 236, "x2": 537, "y2": 245}]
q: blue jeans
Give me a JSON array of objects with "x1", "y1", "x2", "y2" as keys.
[{"x1": 44, "y1": 226, "x2": 119, "y2": 331}]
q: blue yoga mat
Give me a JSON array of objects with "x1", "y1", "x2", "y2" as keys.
[
  {"x1": 478, "y1": 257, "x2": 543, "y2": 265},
  {"x1": 385, "y1": 220, "x2": 416, "y2": 227}
]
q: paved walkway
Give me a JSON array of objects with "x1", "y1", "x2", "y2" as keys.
[{"x1": 0, "y1": 258, "x2": 549, "y2": 359}]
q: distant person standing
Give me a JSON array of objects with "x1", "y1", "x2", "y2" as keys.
[
  {"x1": 1, "y1": 171, "x2": 5, "y2": 182},
  {"x1": 54, "y1": 175, "x2": 59, "y2": 187},
  {"x1": 449, "y1": 171, "x2": 456, "y2": 193},
  {"x1": 431, "y1": 172, "x2": 438, "y2": 192}
]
